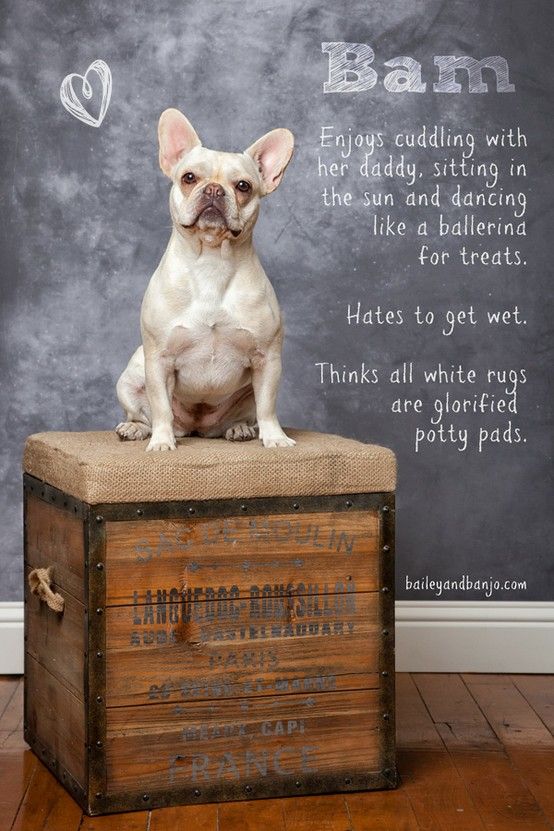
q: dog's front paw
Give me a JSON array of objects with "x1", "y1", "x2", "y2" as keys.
[
  {"x1": 259, "y1": 425, "x2": 296, "y2": 448},
  {"x1": 116, "y1": 421, "x2": 151, "y2": 441},
  {"x1": 146, "y1": 429, "x2": 177, "y2": 452}
]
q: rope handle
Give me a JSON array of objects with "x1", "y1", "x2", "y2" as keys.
[{"x1": 28, "y1": 566, "x2": 65, "y2": 614}]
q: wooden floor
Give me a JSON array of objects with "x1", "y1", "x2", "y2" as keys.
[{"x1": 1, "y1": 673, "x2": 552, "y2": 830}]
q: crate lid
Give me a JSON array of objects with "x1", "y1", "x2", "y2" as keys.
[{"x1": 23, "y1": 430, "x2": 396, "y2": 505}]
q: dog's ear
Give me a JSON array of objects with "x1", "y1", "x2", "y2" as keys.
[
  {"x1": 245, "y1": 129, "x2": 294, "y2": 195},
  {"x1": 158, "y1": 109, "x2": 201, "y2": 178}
]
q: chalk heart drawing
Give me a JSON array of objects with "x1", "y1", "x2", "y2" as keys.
[{"x1": 60, "y1": 59, "x2": 112, "y2": 128}]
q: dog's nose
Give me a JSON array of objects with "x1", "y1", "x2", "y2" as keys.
[{"x1": 203, "y1": 182, "x2": 225, "y2": 199}]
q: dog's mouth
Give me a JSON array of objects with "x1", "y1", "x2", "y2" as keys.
[
  {"x1": 182, "y1": 205, "x2": 242, "y2": 237},
  {"x1": 198, "y1": 205, "x2": 225, "y2": 221}
]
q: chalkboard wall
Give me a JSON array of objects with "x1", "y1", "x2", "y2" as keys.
[{"x1": 1, "y1": 0, "x2": 552, "y2": 601}]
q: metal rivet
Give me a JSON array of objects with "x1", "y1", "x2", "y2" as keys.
[
  {"x1": 346, "y1": 575, "x2": 352, "y2": 581},
  {"x1": 382, "y1": 505, "x2": 389, "y2": 513},
  {"x1": 382, "y1": 629, "x2": 389, "y2": 636},
  {"x1": 136, "y1": 509, "x2": 143, "y2": 516},
  {"x1": 383, "y1": 713, "x2": 390, "y2": 720},
  {"x1": 96, "y1": 607, "x2": 103, "y2": 615},
  {"x1": 95, "y1": 515, "x2": 103, "y2": 523},
  {"x1": 381, "y1": 586, "x2": 389, "y2": 593},
  {"x1": 384, "y1": 768, "x2": 392, "y2": 776},
  {"x1": 344, "y1": 777, "x2": 352, "y2": 785},
  {"x1": 240, "y1": 504, "x2": 247, "y2": 512},
  {"x1": 292, "y1": 502, "x2": 299, "y2": 510},
  {"x1": 96, "y1": 563, "x2": 104, "y2": 571},
  {"x1": 346, "y1": 499, "x2": 353, "y2": 508},
  {"x1": 96, "y1": 740, "x2": 103, "y2": 747},
  {"x1": 295, "y1": 780, "x2": 302, "y2": 788},
  {"x1": 96, "y1": 695, "x2": 103, "y2": 703},
  {"x1": 142, "y1": 794, "x2": 150, "y2": 802},
  {"x1": 381, "y1": 670, "x2": 389, "y2": 677},
  {"x1": 95, "y1": 792, "x2": 103, "y2": 799},
  {"x1": 245, "y1": 785, "x2": 252, "y2": 793},
  {"x1": 96, "y1": 651, "x2": 103, "y2": 658},
  {"x1": 188, "y1": 507, "x2": 196, "y2": 515},
  {"x1": 193, "y1": 788, "x2": 201, "y2": 797},
  {"x1": 383, "y1": 544, "x2": 390, "y2": 552}
]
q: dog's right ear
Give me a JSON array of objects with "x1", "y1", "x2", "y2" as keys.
[{"x1": 158, "y1": 109, "x2": 201, "y2": 178}]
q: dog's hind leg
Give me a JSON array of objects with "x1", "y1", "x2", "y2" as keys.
[
  {"x1": 201, "y1": 389, "x2": 258, "y2": 441},
  {"x1": 224, "y1": 422, "x2": 258, "y2": 441},
  {"x1": 115, "y1": 347, "x2": 152, "y2": 441}
]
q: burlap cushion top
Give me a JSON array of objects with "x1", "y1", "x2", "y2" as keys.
[{"x1": 23, "y1": 430, "x2": 396, "y2": 504}]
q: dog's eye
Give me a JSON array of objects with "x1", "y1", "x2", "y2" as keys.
[
  {"x1": 181, "y1": 172, "x2": 196, "y2": 185},
  {"x1": 236, "y1": 180, "x2": 251, "y2": 193}
]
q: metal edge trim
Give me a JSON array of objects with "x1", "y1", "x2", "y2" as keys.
[
  {"x1": 86, "y1": 509, "x2": 107, "y2": 805},
  {"x1": 88, "y1": 769, "x2": 396, "y2": 815},
  {"x1": 379, "y1": 493, "x2": 397, "y2": 786}
]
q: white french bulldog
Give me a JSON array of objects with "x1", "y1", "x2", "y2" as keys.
[{"x1": 116, "y1": 108, "x2": 296, "y2": 452}]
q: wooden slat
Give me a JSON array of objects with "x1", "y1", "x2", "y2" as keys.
[
  {"x1": 218, "y1": 799, "x2": 285, "y2": 830},
  {"x1": 451, "y1": 750, "x2": 552, "y2": 831},
  {"x1": 149, "y1": 803, "x2": 218, "y2": 830},
  {"x1": 105, "y1": 511, "x2": 380, "y2": 605},
  {"x1": 79, "y1": 810, "x2": 150, "y2": 830},
  {"x1": 0, "y1": 679, "x2": 25, "y2": 749},
  {"x1": 25, "y1": 494, "x2": 85, "y2": 603},
  {"x1": 11, "y1": 759, "x2": 82, "y2": 831},
  {"x1": 25, "y1": 573, "x2": 85, "y2": 701},
  {"x1": 510, "y1": 676, "x2": 554, "y2": 734},
  {"x1": 106, "y1": 591, "x2": 380, "y2": 706},
  {"x1": 398, "y1": 748, "x2": 487, "y2": 830},
  {"x1": 346, "y1": 789, "x2": 420, "y2": 830},
  {"x1": 507, "y1": 749, "x2": 554, "y2": 825},
  {"x1": 106, "y1": 689, "x2": 381, "y2": 793},
  {"x1": 395, "y1": 674, "x2": 443, "y2": 749},
  {"x1": 281, "y1": 794, "x2": 351, "y2": 830},
  {"x1": 0, "y1": 750, "x2": 38, "y2": 830},
  {"x1": 463, "y1": 675, "x2": 554, "y2": 747},
  {"x1": 25, "y1": 654, "x2": 86, "y2": 787},
  {"x1": 413, "y1": 673, "x2": 501, "y2": 750},
  {"x1": 0, "y1": 675, "x2": 20, "y2": 720}
]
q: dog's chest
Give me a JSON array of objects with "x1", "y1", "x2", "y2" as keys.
[
  {"x1": 165, "y1": 282, "x2": 257, "y2": 372},
  {"x1": 168, "y1": 307, "x2": 253, "y2": 358}
]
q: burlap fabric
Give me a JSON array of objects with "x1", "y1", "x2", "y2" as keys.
[{"x1": 23, "y1": 430, "x2": 396, "y2": 504}]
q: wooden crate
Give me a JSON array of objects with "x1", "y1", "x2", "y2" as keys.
[{"x1": 23, "y1": 430, "x2": 396, "y2": 815}]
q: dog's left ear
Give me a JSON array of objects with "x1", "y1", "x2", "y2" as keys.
[
  {"x1": 245, "y1": 129, "x2": 294, "y2": 195},
  {"x1": 158, "y1": 109, "x2": 202, "y2": 178}
]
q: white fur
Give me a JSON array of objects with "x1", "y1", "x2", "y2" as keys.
[{"x1": 116, "y1": 109, "x2": 295, "y2": 451}]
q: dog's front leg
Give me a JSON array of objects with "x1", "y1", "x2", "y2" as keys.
[
  {"x1": 144, "y1": 350, "x2": 177, "y2": 451},
  {"x1": 252, "y1": 346, "x2": 295, "y2": 448}
]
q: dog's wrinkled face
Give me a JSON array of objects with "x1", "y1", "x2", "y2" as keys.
[{"x1": 158, "y1": 108, "x2": 294, "y2": 246}]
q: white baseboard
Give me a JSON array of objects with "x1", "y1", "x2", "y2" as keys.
[
  {"x1": 396, "y1": 601, "x2": 554, "y2": 673},
  {"x1": 0, "y1": 603, "x2": 25, "y2": 674},
  {"x1": 1, "y1": 601, "x2": 553, "y2": 675}
]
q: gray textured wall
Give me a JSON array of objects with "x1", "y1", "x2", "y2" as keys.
[{"x1": 1, "y1": 0, "x2": 552, "y2": 600}]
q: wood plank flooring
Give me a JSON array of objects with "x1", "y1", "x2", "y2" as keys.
[{"x1": 1, "y1": 674, "x2": 552, "y2": 830}]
